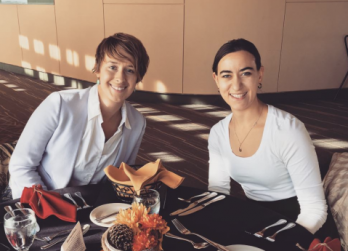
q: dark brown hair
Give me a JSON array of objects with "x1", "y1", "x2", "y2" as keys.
[
  {"x1": 212, "y1": 38, "x2": 261, "y2": 74},
  {"x1": 93, "y1": 33, "x2": 149, "y2": 82}
]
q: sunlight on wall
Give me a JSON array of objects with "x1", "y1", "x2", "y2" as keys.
[
  {"x1": 21, "y1": 61, "x2": 31, "y2": 68},
  {"x1": 148, "y1": 152, "x2": 184, "y2": 162},
  {"x1": 19, "y1": 35, "x2": 29, "y2": 50},
  {"x1": 137, "y1": 81, "x2": 144, "y2": 90},
  {"x1": 49, "y1": 44, "x2": 61, "y2": 60},
  {"x1": 85, "y1": 55, "x2": 95, "y2": 71},
  {"x1": 146, "y1": 115, "x2": 184, "y2": 122},
  {"x1": 168, "y1": 123, "x2": 209, "y2": 131},
  {"x1": 24, "y1": 69, "x2": 34, "y2": 77},
  {"x1": 0, "y1": 80, "x2": 9, "y2": 83},
  {"x1": 53, "y1": 76, "x2": 65, "y2": 86},
  {"x1": 36, "y1": 66, "x2": 45, "y2": 72},
  {"x1": 37, "y1": 67, "x2": 49, "y2": 81},
  {"x1": 155, "y1": 80, "x2": 167, "y2": 93},
  {"x1": 70, "y1": 80, "x2": 84, "y2": 89},
  {"x1": 33, "y1": 40, "x2": 44, "y2": 55},
  {"x1": 66, "y1": 49, "x2": 79, "y2": 66},
  {"x1": 71, "y1": 80, "x2": 78, "y2": 89}
]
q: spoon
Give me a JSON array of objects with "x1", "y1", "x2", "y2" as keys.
[
  {"x1": 14, "y1": 202, "x2": 40, "y2": 232},
  {"x1": 165, "y1": 233, "x2": 209, "y2": 249},
  {"x1": 4, "y1": 206, "x2": 15, "y2": 217}
]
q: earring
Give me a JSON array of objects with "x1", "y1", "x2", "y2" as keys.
[
  {"x1": 258, "y1": 83, "x2": 262, "y2": 89},
  {"x1": 96, "y1": 79, "x2": 100, "y2": 85},
  {"x1": 218, "y1": 88, "x2": 220, "y2": 93},
  {"x1": 133, "y1": 88, "x2": 136, "y2": 93}
]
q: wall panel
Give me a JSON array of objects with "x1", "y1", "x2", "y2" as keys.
[
  {"x1": 17, "y1": 5, "x2": 59, "y2": 74},
  {"x1": 104, "y1": 0, "x2": 183, "y2": 3},
  {"x1": 104, "y1": 4, "x2": 184, "y2": 93},
  {"x1": 55, "y1": 0, "x2": 104, "y2": 83},
  {"x1": 183, "y1": 0, "x2": 286, "y2": 94},
  {"x1": 0, "y1": 5, "x2": 22, "y2": 67},
  {"x1": 287, "y1": 0, "x2": 348, "y2": 2},
  {"x1": 278, "y1": 2, "x2": 348, "y2": 92}
]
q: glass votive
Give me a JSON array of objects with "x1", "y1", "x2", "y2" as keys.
[{"x1": 132, "y1": 189, "x2": 160, "y2": 214}]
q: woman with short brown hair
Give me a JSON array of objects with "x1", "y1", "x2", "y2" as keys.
[{"x1": 10, "y1": 33, "x2": 149, "y2": 199}]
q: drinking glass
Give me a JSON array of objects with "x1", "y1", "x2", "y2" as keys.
[
  {"x1": 133, "y1": 189, "x2": 160, "y2": 214},
  {"x1": 3, "y1": 208, "x2": 37, "y2": 251}
]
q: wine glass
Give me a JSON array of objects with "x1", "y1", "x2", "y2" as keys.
[
  {"x1": 3, "y1": 208, "x2": 37, "y2": 251},
  {"x1": 133, "y1": 189, "x2": 160, "y2": 214}
]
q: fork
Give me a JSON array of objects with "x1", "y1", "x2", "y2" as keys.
[
  {"x1": 172, "y1": 219, "x2": 229, "y2": 251},
  {"x1": 178, "y1": 192, "x2": 210, "y2": 203},
  {"x1": 165, "y1": 233, "x2": 209, "y2": 249},
  {"x1": 74, "y1": 192, "x2": 92, "y2": 208},
  {"x1": 254, "y1": 219, "x2": 287, "y2": 238},
  {"x1": 40, "y1": 224, "x2": 90, "y2": 249},
  {"x1": 63, "y1": 193, "x2": 82, "y2": 210},
  {"x1": 35, "y1": 228, "x2": 72, "y2": 242},
  {"x1": 266, "y1": 222, "x2": 296, "y2": 242}
]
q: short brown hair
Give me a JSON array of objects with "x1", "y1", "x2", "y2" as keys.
[{"x1": 93, "y1": 33, "x2": 149, "y2": 82}]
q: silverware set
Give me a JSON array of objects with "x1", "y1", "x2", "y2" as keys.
[
  {"x1": 63, "y1": 192, "x2": 92, "y2": 210},
  {"x1": 40, "y1": 224, "x2": 90, "y2": 250},
  {"x1": 171, "y1": 192, "x2": 225, "y2": 216},
  {"x1": 253, "y1": 219, "x2": 296, "y2": 242},
  {"x1": 171, "y1": 218, "x2": 229, "y2": 251}
]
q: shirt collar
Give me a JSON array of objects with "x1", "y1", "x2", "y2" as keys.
[{"x1": 88, "y1": 85, "x2": 131, "y2": 130}]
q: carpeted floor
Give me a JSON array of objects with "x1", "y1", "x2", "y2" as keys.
[{"x1": 1, "y1": 69, "x2": 348, "y2": 197}]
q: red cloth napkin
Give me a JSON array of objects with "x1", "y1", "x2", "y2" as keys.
[
  {"x1": 308, "y1": 237, "x2": 341, "y2": 251},
  {"x1": 20, "y1": 184, "x2": 76, "y2": 222}
]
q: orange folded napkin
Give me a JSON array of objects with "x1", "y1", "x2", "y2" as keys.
[
  {"x1": 307, "y1": 237, "x2": 341, "y2": 251},
  {"x1": 20, "y1": 184, "x2": 76, "y2": 222},
  {"x1": 104, "y1": 159, "x2": 184, "y2": 192}
]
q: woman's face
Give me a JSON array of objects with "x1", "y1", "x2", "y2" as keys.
[
  {"x1": 213, "y1": 50, "x2": 264, "y2": 112},
  {"x1": 96, "y1": 47, "x2": 138, "y2": 105}
]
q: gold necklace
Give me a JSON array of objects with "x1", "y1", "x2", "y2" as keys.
[{"x1": 232, "y1": 106, "x2": 264, "y2": 152}]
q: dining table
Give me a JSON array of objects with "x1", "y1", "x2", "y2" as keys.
[{"x1": 0, "y1": 180, "x2": 314, "y2": 251}]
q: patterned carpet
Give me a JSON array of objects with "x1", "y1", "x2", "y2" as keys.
[{"x1": 1, "y1": 69, "x2": 348, "y2": 198}]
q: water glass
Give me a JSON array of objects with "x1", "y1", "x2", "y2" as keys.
[
  {"x1": 3, "y1": 208, "x2": 37, "y2": 251},
  {"x1": 133, "y1": 189, "x2": 160, "y2": 214}
]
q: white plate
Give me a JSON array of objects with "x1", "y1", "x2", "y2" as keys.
[
  {"x1": 89, "y1": 203, "x2": 131, "y2": 227},
  {"x1": 222, "y1": 245, "x2": 265, "y2": 251}
]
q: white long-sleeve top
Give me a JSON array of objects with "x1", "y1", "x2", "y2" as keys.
[
  {"x1": 69, "y1": 85, "x2": 130, "y2": 186},
  {"x1": 208, "y1": 105, "x2": 327, "y2": 234}
]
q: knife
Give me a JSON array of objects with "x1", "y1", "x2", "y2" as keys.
[
  {"x1": 179, "y1": 195, "x2": 226, "y2": 216},
  {"x1": 170, "y1": 192, "x2": 217, "y2": 216}
]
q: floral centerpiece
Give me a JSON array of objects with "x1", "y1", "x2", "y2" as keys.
[{"x1": 102, "y1": 202, "x2": 169, "y2": 251}]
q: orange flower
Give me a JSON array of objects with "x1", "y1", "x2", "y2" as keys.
[
  {"x1": 139, "y1": 215, "x2": 169, "y2": 251},
  {"x1": 114, "y1": 202, "x2": 149, "y2": 234},
  {"x1": 139, "y1": 214, "x2": 168, "y2": 232},
  {"x1": 132, "y1": 230, "x2": 158, "y2": 251}
]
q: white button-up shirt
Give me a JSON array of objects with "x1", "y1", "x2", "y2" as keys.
[{"x1": 68, "y1": 85, "x2": 130, "y2": 186}]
